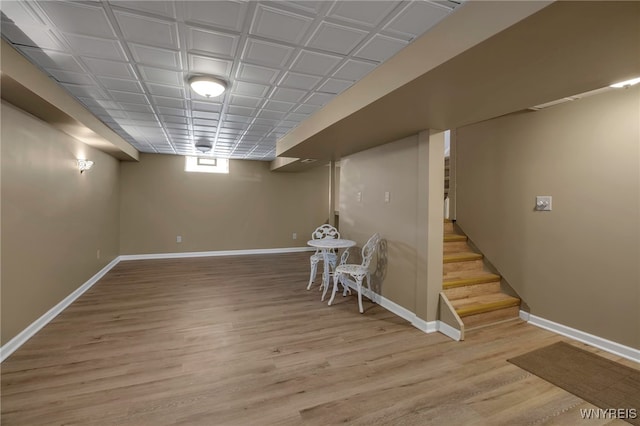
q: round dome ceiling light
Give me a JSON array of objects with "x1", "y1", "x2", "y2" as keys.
[
  {"x1": 195, "y1": 137, "x2": 213, "y2": 153},
  {"x1": 189, "y1": 75, "x2": 227, "y2": 98}
]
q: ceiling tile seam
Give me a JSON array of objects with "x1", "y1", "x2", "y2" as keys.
[
  {"x1": 101, "y1": 1, "x2": 177, "y2": 155},
  {"x1": 215, "y1": 0, "x2": 261, "y2": 157}
]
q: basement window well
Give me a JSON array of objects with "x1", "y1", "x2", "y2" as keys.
[{"x1": 185, "y1": 156, "x2": 229, "y2": 174}]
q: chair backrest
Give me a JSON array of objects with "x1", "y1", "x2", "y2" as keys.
[
  {"x1": 311, "y1": 224, "x2": 340, "y2": 240},
  {"x1": 360, "y1": 233, "x2": 381, "y2": 269}
]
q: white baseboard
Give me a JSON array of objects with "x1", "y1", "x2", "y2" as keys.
[
  {"x1": 522, "y1": 311, "x2": 640, "y2": 363},
  {"x1": 119, "y1": 246, "x2": 315, "y2": 261},
  {"x1": 0, "y1": 257, "x2": 121, "y2": 363},
  {"x1": 437, "y1": 321, "x2": 462, "y2": 341},
  {"x1": 360, "y1": 287, "x2": 446, "y2": 336}
]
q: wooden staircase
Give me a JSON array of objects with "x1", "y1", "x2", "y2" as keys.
[{"x1": 443, "y1": 219, "x2": 521, "y2": 330}]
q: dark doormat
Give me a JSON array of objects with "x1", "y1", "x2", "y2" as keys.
[{"x1": 508, "y1": 341, "x2": 640, "y2": 425}]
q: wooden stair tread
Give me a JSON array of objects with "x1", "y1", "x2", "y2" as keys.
[
  {"x1": 444, "y1": 233, "x2": 467, "y2": 242},
  {"x1": 443, "y1": 252, "x2": 482, "y2": 263},
  {"x1": 451, "y1": 293, "x2": 520, "y2": 317},
  {"x1": 443, "y1": 273, "x2": 501, "y2": 289}
]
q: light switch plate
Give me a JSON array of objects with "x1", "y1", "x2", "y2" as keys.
[{"x1": 535, "y1": 196, "x2": 552, "y2": 211}]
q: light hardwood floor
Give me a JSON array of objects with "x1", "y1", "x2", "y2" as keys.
[{"x1": 1, "y1": 252, "x2": 636, "y2": 425}]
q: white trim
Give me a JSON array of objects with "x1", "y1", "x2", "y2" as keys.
[
  {"x1": 119, "y1": 246, "x2": 315, "y2": 261},
  {"x1": 360, "y1": 287, "x2": 439, "y2": 334},
  {"x1": 0, "y1": 257, "x2": 121, "y2": 363},
  {"x1": 523, "y1": 311, "x2": 640, "y2": 363},
  {"x1": 437, "y1": 321, "x2": 462, "y2": 341}
]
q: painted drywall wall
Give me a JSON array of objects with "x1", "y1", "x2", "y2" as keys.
[
  {"x1": 339, "y1": 136, "x2": 420, "y2": 311},
  {"x1": 1, "y1": 101, "x2": 121, "y2": 345},
  {"x1": 119, "y1": 154, "x2": 329, "y2": 254},
  {"x1": 456, "y1": 86, "x2": 640, "y2": 349}
]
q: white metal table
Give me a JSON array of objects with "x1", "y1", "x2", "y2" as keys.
[{"x1": 307, "y1": 238, "x2": 356, "y2": 300}]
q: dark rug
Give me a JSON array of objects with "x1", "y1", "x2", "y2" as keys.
[{"x1": 508, "y1": 341, "x2": 640, "y2": 425}]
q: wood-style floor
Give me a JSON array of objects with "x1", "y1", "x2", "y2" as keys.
[{"x1": 1, "y1": 252, "x2": 636, "y2": 425}]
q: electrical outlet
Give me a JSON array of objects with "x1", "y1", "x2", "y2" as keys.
[
  {"x1": 96, "y1": 249, "x2": 100, "y2": 259},
  {"x1": 292, "y1": 232, "x2": 297, "y2": 240},
  {"x1": 357, "y1": 191, "x2": 362, "y2": 202},
  {"x1": 384, "y1": 191, "x2": 390, "y2": 203},
  {"x1": 177, "y1": 235, "x2": 182, "y2": 243}
]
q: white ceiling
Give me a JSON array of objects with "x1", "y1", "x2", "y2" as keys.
[{"x1": 1, "y1": 0, "x2": 460, "y2": 160}]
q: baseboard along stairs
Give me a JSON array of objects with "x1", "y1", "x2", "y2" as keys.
[{"x1": 441, "y1": 219, "x2": 521, "y2": 336}]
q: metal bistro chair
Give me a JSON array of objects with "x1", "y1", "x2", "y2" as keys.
[
  {"x1": 307, "y1": 224, "x2": 340, "y2": 290},
  {"x1": 329, "y1": 233, "x2": 381, "y2": 313}
]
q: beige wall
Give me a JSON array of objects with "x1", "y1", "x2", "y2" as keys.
[
  {"x1": 456, "y1": 87, "x2": 640, "y2": 349},
  {"x1": 1, "y1": 101, "x2": 121, "y2": 345},
  {"x1": 119, "y1": 154, "x2": 328, "y2": 254},
  {"x1": 340, "y1": 136, "x2": 420, "y2": 311}
]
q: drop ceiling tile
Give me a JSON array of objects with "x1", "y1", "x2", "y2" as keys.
[
  {"x1": 146, "y1": 83, "x2": 185, "y2": 98},
  {"x1": 236, "y1": 63, "x2": 280, "y2": 85},
  {"x1": 187, "y1": 27, "x2": 239, "y2": 59},
  {"x1": 139, "y1": 66, "x2": 183, "y2": 86},
  {"x1": 193, "y1": 117, "x2": 219, "y2": 126},
  {"x1": 286, "y1": 112, "x2": 309, "y2": 122},
  {"x1": 384, "y1": 1, "x2": 450, "y2": 38},
  {"x1": 1, "y1": 1, "x2": 45, "y2": 27},
  {"x1": 282, "y1": 1, "x2": 326, "y2": 14},
  {"x1": 108, "y1": 1, "x2": 177, "y2": 19},
  {"x1": 192, "y1": 111, "x2": 221, "y2": 120},
  {"x1": 114, "y1": 10, "x2": 179, "y2": 50},
  {"x1": 294, "y1": 103, "x2": 321, "y2": 115},
  {"x1": 263, "y1": 100, "x2": 295, "y2": 112},
  {"x1": 82, "y1": 57, "x2": 136, "y2": 79},
  {"x1": 188, "y1": 54, "x2": 233, "y2": 78},
  {"x1": 230, "y1": 95, "x2": 263, "y2": 108},
  {"x1": 127, "y1": 112, "x2": 157, "y2": 121},
  {"x1": 108, "y1": 90, "x2": 149, "y2": 104},
  {"x1": 119, "y1": 102, "x2": 154, "y2": 113},
  {"x1": 354, "y1": 34, "x2": 408, "y2": 63},
  {"x1": 98, "y1": 77, "x2": 144, "y2": 93},
  {"x1": 257, "y1": 109, "x2": 287, "y2": 120},
  {"x1": 47, "y1": 69, "x2": 96, "y2": 86},
  {"x1": 2, "y1": 23, "x2": 65, "y2": 51},
  {"x1": 96, "y1": 100, "x2": 121, "y2": 109},
  {"x1": 270, "y1": 87, "x2": 307, "y2": 103},
  {"x1": 62, "y1": 34, "x2": 128, "y2": 61},
  {"x1": 328, "y1": 1, "x2": 401, "y2": 28},
  {"x1": 232, "y1": 81, "x2": 270, "y2": 98},
  {"x1": 290, "y1": 50, "x2": 343, "y2": 76},
  {"x1": 102, "y1": 109, "x2": 130, "y2": 119},
  {"x1": 227, "y1": 105, "x2": 256, "y2": 116},
  {"x1": 62, "y1": 84, "x2": 108, "y2": 99},
  {"x1": 165, "y1": 124, "x2": 189, "y2": 131},
  {"x1": 225, "y1": 114, "x2": 253, "y2": 123},
  {"x1": 161, "y1": 115, "x2": 188, "y2": 124},
  {"x1": 333, "y1": 59, "x2": 377, "y2": 81},
  {"x1": 306, "y1": 22, "x2": 368, "y2": 55},
  {"x1": 223, "y1": 122, "x2": 250, "y2": 130},
  {"x1": 278, "y1": 72, "x2": 323, "y2": 90},
  {"x1": 152, "y1": 96, "x2": 186, "y2": 109},
  {"x1": 129, "y1": 44, "x2": 182, "y2": 69},
  {"x1": 304, "y1": 92, "x2": 335, "y2": 106},
  {"x1": 250, "y1": 5, "x2": 314, "y2": 45},
  {"x1": 182, "y1": 1, "x2": 248, "y2": 32},
  {"x1": 242, "y1": 38, "x2": 295, "y2": 68},
  {"x1": 253, "y1": 117, "x2": 279, "y2": 126},
  {"x1": 318, "y1": 78, "x2": 353, "y2": 95},
  {"x1": 192, "y1": 101, "x2": 222, "y2": 112},
  {"x1": 20, "y1": 47, "x2": 85, "y2": 73},
  {"x1": 39, "y1": 1, "x2": 116, "y2": 38},
  {"x1": 157, "y1": 106, "x2": 186, "y2": 117}
]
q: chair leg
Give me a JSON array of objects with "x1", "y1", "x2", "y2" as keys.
[
  {"x1": 366, "y1": 272, "x2": 373, "y2": 303},
  {"x1": 328, "y1": 273, "x2": 340, "y2": 306},
  {"x1": 307, "y1": 259, "x2": 318, "y2": 290},
  {"x1": 356, "y1": 276, "x2": 364, "y2": 313}
]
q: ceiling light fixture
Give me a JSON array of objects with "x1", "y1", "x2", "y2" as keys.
[
  {"x1": 195, "y1": 137, "x2": 213, "y2": 153},
  {"x1": 188, "y1": 75, "x2": 227, "y2": 98},
  {"x1": 609, "y1": 77, "x2": 640, "y2": 88}
]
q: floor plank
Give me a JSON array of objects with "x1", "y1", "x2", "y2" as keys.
[{"x1": 1, "y1": 253, "x2": 637, "y2": 425}]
